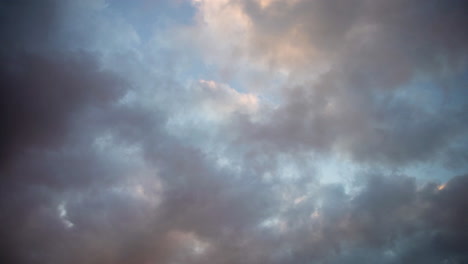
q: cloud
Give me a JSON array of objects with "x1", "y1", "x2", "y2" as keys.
[
  {"x1": 1, "y1": 0, "x2": 468, "y2": 263},
  {"x1": 201, "y1": 0, "x2": 468, "y2": 167},
  {"x1": 0, "y1": 52, "x2": 125, "y2": 168}
]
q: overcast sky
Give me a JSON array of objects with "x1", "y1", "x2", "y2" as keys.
[{"x1": 1, "y1": 0, "x2": 467, "y2": 263}]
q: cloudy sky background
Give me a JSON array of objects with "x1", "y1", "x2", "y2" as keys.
[{"x1": 1, "y1": 0, "x2": 468, "y2": 263}]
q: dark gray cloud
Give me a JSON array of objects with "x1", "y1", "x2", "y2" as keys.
[
  {"x1": 0, "y1": 52, "x2": 125, "y2": 169},
  {"x1": 0, "y1": 0, "x2": 130, "y2": 262}
]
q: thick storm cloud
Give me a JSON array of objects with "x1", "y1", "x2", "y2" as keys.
[{"x1": 1, "y1": 0, "x2": 467, "y2": 263}]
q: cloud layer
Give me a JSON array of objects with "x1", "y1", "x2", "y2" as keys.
[{"x1": 1, "y1": 0, "x2": 467, "y2": 263}]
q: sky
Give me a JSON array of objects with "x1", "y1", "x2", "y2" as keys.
[{"x1": 1, "y1": 0, "x2": 467, "y2": 263}]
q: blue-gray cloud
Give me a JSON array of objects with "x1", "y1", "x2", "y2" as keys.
[{"x1": 1, "y1": 0, "x2": 467, "y2": 263}]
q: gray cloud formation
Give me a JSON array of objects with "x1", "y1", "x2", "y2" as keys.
[
  {"x1": 0, "y1": 0, "x2": 467, "y2": 263},
  {"x1": 230, "y1": 0, "x2": 468, "y2": 167}
]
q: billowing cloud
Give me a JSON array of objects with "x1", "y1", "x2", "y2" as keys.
[
  {"x1": 205, "y1": 0, "x2": 468, "y2": 167},
  {"x1": 1, "y1": 0, "x2": 467, "y2": 263}
]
